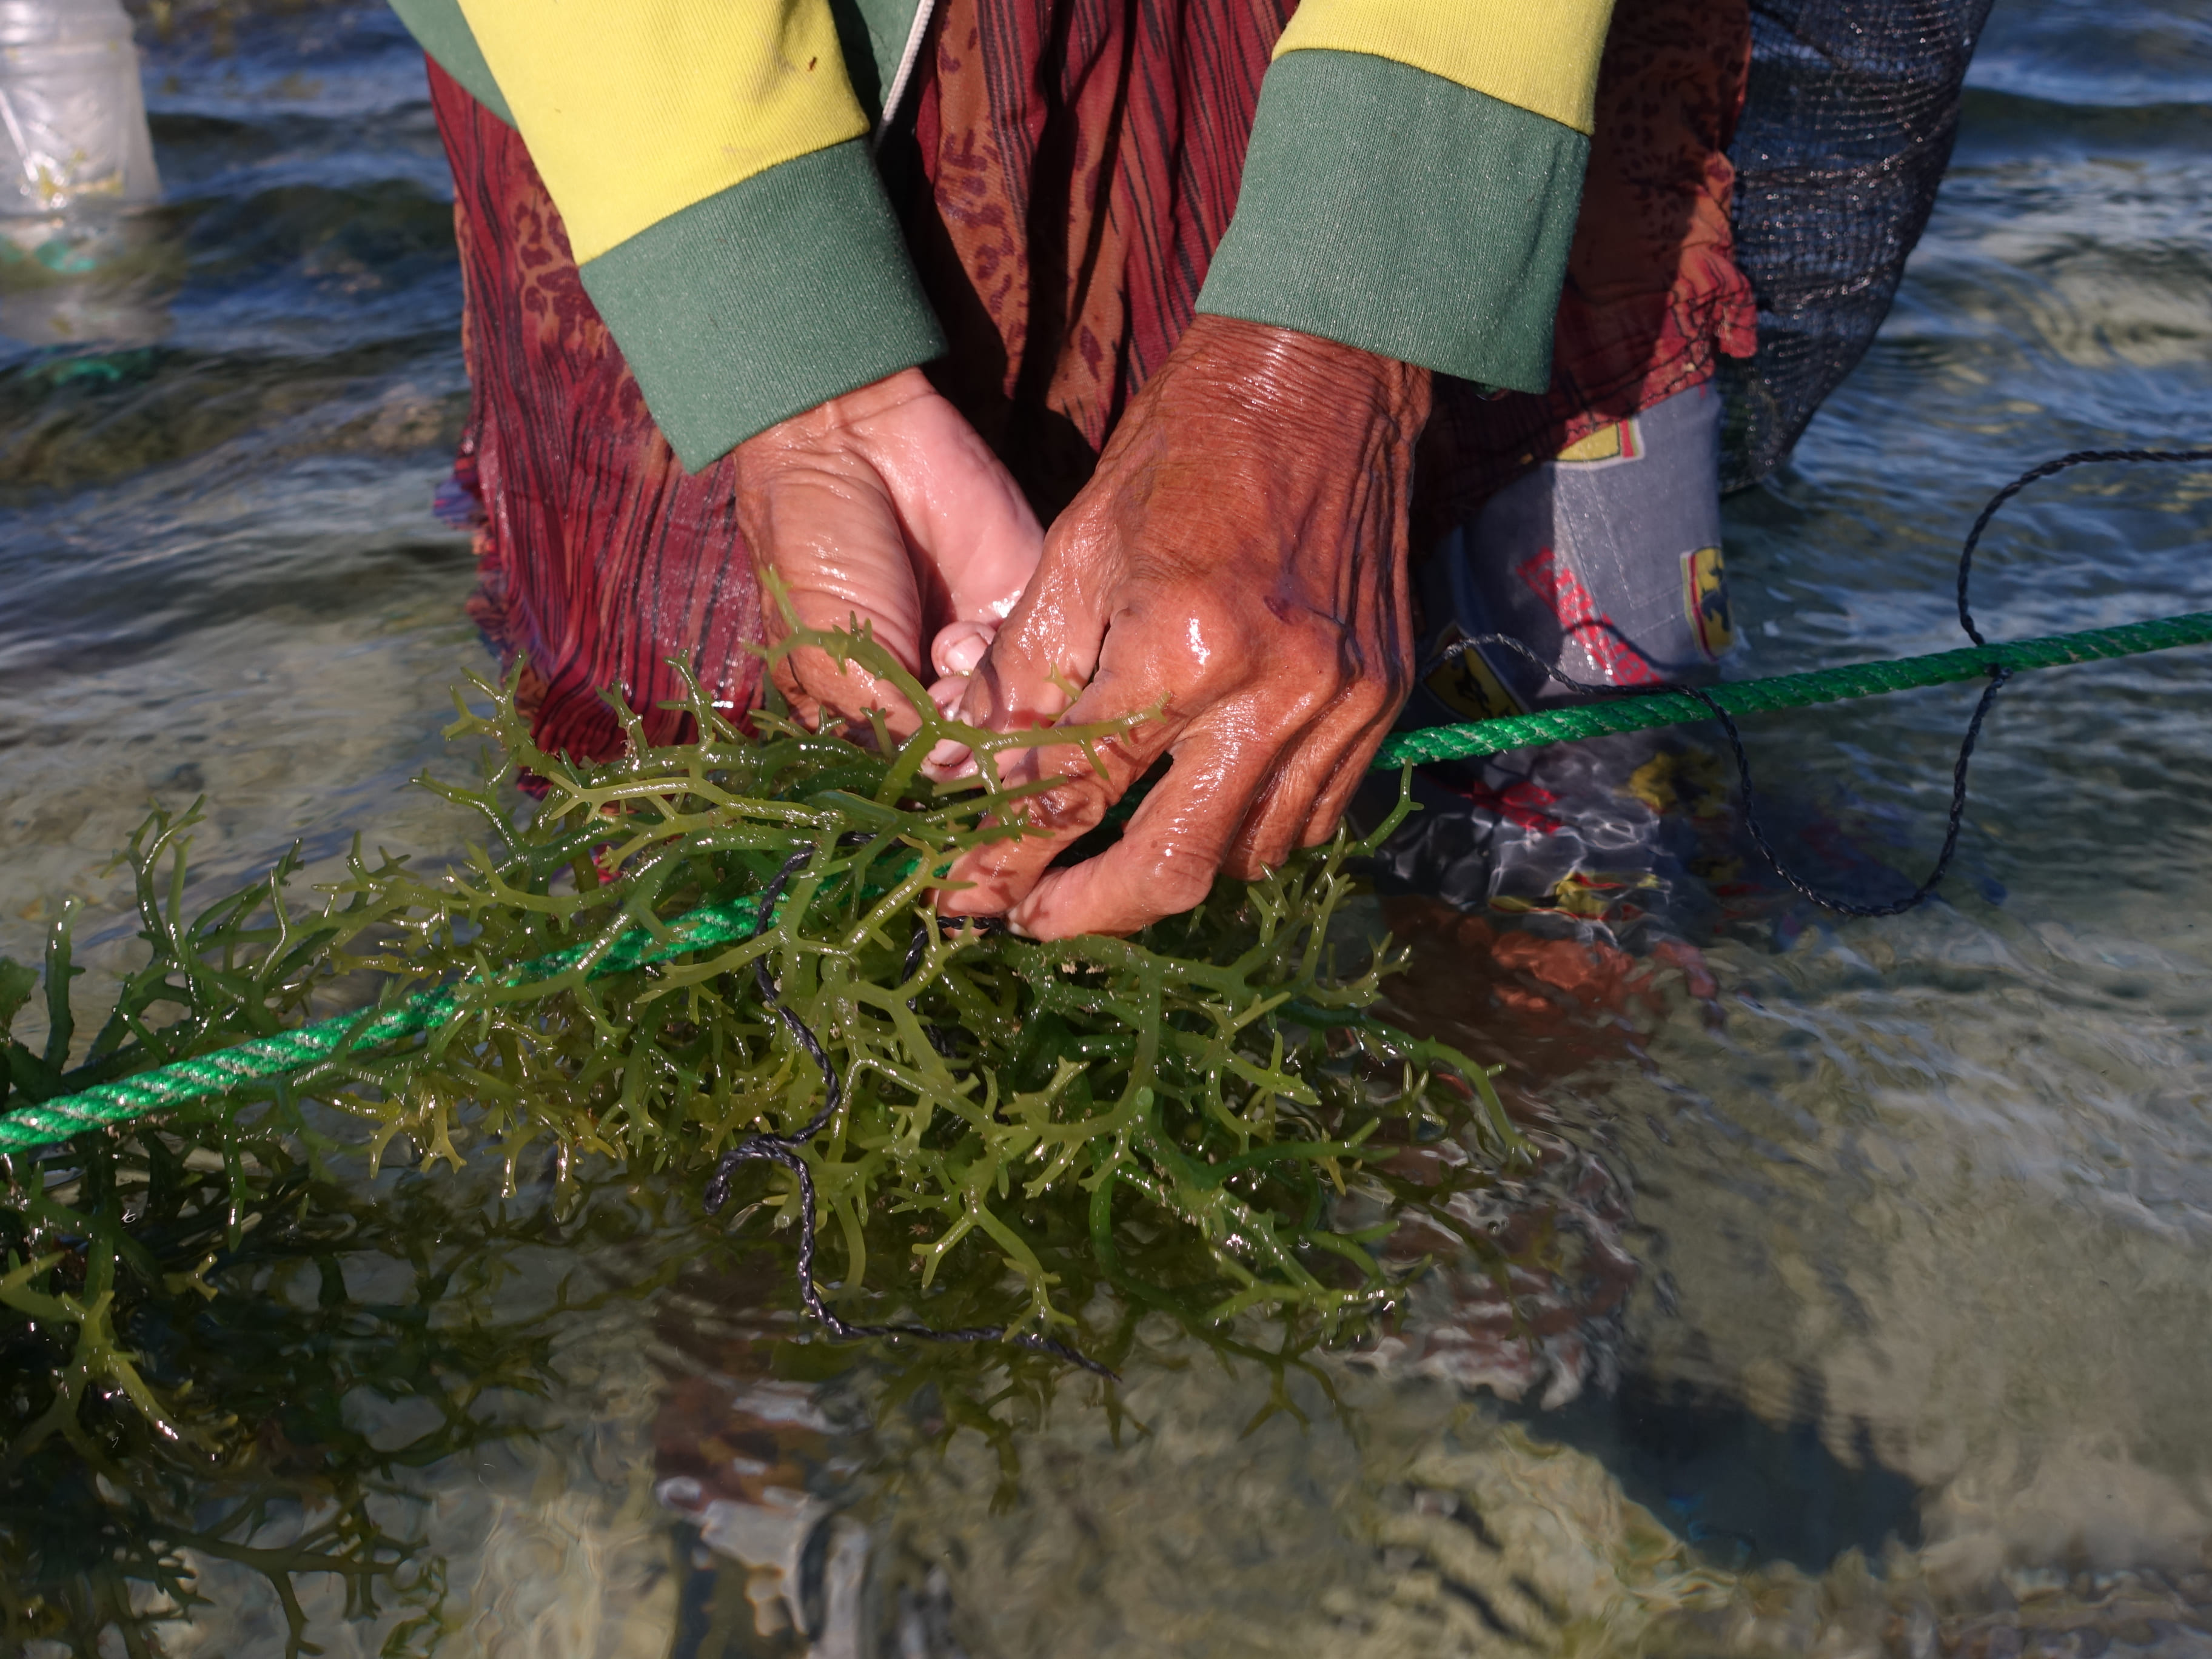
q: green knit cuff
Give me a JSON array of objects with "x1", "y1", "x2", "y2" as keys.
[
  {"x1": 578, "y1": 140, "x2": 947, "y2": 472},
  {"x1": 1196, "y1": 50, "x2": 1589, "y2": 394}
]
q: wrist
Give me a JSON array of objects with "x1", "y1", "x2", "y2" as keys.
[
  {"x1": 1178, "y1": 314, "x2": 1433, "y2": 447},
  {"x1": 737, "y1": 367, "x2": 940, "y2": 467}
]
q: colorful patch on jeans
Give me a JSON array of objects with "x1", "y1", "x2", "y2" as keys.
[
  {"x1": 1448, "y1": 776, "x2": 1563, "y2": 833},
  {"x1": 1680, "y1": 545, "x2": 1735, "y2": 659},
  {"x1": 1421, "y1": 624, "x2": 1525, "y2": 721},
  {"x1": 1552, "y1": 417, "x2": 1643, "y2": 468},
  {"x1": 1513, "y1": 546, "x2": 1666, "y2": 686}
]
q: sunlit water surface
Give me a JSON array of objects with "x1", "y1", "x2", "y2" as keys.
[{"x1": 2, "y1": 1, "x2": 2210, "y2": 1652}]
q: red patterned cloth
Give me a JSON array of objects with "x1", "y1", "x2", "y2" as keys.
[
  {"x1": 908, "y1": 0, "x2": 1293, "y2": 515},
  {"x1": 433, "y1": 0, "x2": 1754, "y2": 761},
  {"x1": 433, "y1": 63, "x2": 767, "y2": 762}
]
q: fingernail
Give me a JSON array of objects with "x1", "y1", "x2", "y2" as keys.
[
  {"x1": 931, "y1": 621, "x2": 995, "y2": 679},
  {"x1": 927, "y1": 672, "x2": 968, "y2": 718},
  {"x1": 922, "y1": 737, "x2": 974, "y2": 776}
]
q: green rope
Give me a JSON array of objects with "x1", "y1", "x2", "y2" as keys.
[
  {"x1": 0, "y1": 880, "x2": 799, "y2": 1156},
  {"x1": 1373, "y1": 609, "x2": 2212, "y2": 768},
  {"x1": 10, "y1": 607, "x2": 2212, "y2": 1158}
]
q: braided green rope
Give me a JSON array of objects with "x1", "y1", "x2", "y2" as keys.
[
  {"x1": 0, "y1": 881, "x2": 801, "y2": 1156},
  {"x1": 1373, "y1": 609, "x2": 2212, "y2": 768},
  {"x1": 9, "y1": 607, "x2": 2211, "y2": 1158}
]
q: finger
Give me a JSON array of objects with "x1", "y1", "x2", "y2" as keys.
[
  {"x1": 751, "y1": 458, "x2": 927, "y2": 647},
  {"x1": 1293, "y1": 588, "x2": 1416, "y2": 852},
  {"x1": 748, "y1": 462, "x2": 937, "y2": 734},
  {"x1": 1222, "y1": 729, "x2": 1352, "y2": 879},
  {"x1": 917, "y1": 622, "x2": 997, "y2": 769},
  {"x1": 934, "y1": 691, "x2": 1181, "y2": 917},
  {"x1": 938, "y1": 512, "x2": 1212, "y2": 913},
  {"x1": 776, "y1": 593, "x2": 932, "y2": 738},
  {"x1": 1223, "y1": 680, "x2": 1403, "y2": 876},
  {"x1": 1298, "y1": 700, "x2": 1401, "y2": 849},
  {"x1": 922, "y1": 667, "x2": 984, "y2": 775},
  {"x1": 1003, "y1": 722, "x2": 1285, "y2": 938},
  {"x1": 1239, "y1": 549, "x2": 1413, "y2": 865},
  {"x1": 929, "y1": 618, "x2": 995, "y2": 680},
  {"x1": 920, "y1": 517, "x2": 1116, "y2": 783},
  {"x1": 957, "y1": 506, "x2": 1123, "y2": 731}
]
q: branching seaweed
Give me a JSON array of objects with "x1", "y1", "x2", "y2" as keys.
[{"x1": 0, "y1": 619, "x2": 1523, "y2": 1652}]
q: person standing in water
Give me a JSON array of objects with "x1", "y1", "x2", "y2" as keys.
[{"x1": 389, "y1": 0, "x2": 1757, "y2": 939}]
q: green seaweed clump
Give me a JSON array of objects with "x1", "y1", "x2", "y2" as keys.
[
  {"x1": 5, "y1": 623, "x2": 1518, "y2": 1361},
  {"x1": 0, "y1": 623, "x2": 1521, "y2": 1647},
  {"x1": 275, "y1": 623, "x2": 1515, "y2": 1349}
]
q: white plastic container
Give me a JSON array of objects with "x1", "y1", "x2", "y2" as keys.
[
  {"x1": 0, "y1": 0, "x2": 167, "y2": 343},
  {"x1": 0, "y1": 0, "x2": 158, "y2": 220}
]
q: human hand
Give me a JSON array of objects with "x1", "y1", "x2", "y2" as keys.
[
  {"x1": 735, "y1": 368, "x2": 1042, "y2": 737},
  {"x1": 933, "y1": 314, "x2": 1432, "y2": 937}
]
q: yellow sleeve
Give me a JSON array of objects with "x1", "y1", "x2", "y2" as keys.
[
  {"x1": 453, "y1": 0, "x2": 871, "y2": 264},
  {"x1": 439, "y1": 0, "x2": 945, "y2": 469},
  {"x1": 1271, "y1": 0, "x2": 1615, "y2": 135}
]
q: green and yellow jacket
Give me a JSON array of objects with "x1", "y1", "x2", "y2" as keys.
[{"x1": 388, "y1": 0, "x2": 1613, "y2": 472}]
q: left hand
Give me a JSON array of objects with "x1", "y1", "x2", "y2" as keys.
[
  {"x1": 931, "y1": 314, "x2": 1432, "y2": 938},
  {"x1": 734, "y1": 368, "x2": 1043, "y2": 739}
]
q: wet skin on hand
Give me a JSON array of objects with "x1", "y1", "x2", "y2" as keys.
[
  {"x1": 934, "y1": 314, "x2": 1433, "y2": 939},
  {"x1": 734, "y1": 367, "x2": 1044, "y2": 738}
]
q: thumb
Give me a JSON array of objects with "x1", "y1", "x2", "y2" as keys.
[
  {"x1": 750, "y1": 467, "x2": 934, "y2": 736},
  {"x1": 922, "y1": 523, "x2": 1114, "y2": 781}
]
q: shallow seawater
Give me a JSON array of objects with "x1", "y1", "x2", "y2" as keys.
[{"x1": 3, "y1": 1, "x2": 2211, "y2": 1654}]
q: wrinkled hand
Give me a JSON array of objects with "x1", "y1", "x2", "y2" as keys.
[
  {"x1": 736, "y1": 368, "x2": 1042, "y2": 736},
  {"x1": 934, "y1": 314, "x2": 1432, "y2": 937}
]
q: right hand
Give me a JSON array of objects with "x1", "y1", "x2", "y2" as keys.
[
  {"x1": 734, "y1": 369, "x2": 1044, "y2": 737},
  {"x1": 927, "y1": 315, "x2": 1431, "y2": 938}
]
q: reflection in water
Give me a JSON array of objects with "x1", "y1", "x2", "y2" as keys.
[
  {"x1": 1523, "y1": 1375, "x2": 1924, "y2": 1570},
  {"x1": 653, "y1": 1316, "x2": 2212, "y2": 1659},
  {"x1": 0, "y1": 1145, "x2": 669, "y2": 1653}
]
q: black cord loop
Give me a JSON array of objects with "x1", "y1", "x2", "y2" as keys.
[
  {"x1": 1433, "y1": 447, "x2": 2212, "y2": 917},
  {"x1": 1957, "y1": 448, "x2": 2212, "y2": 646},
  {"x1": 702, "y1": 848, "x2": 1114, "y2": 1378}
]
